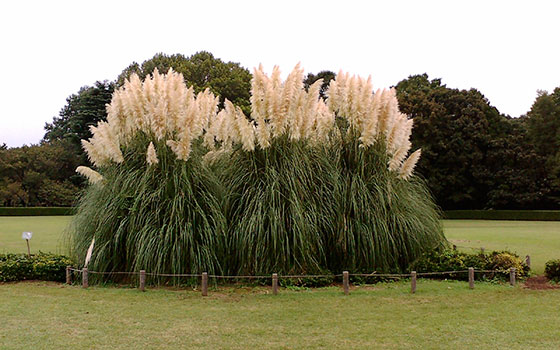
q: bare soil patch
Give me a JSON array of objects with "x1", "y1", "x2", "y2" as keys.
[{"x1": 524, "y1": 276, "x2": 560, "y2": 290}]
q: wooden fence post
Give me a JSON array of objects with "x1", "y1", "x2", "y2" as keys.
[
  {"x1": 452, "y1": 244, "x2": 457, "y2": 251},
  {"x1": 82, "y1": 268, "x2": 88, "y2": 288},
  {"x1": 411, "y1": 271, "x2": 417, "y2": 294},
  {"x1": 525, "y1": 255, "x2": 531, "y2": 270},
  {"x1": 202, "y1": 272, "x2": 208, "y2": 296},
  {"x1": 510, "y1": 268, "x2": 516, "y2": 287},
  {"x1": 66, "y1": 266, "x2": 71, "y2": 285},
  {"x1": 139, "y1": 270, "x2": 146, "y2": 292},
  {"x1": 468, "y1": 267, "x2": 474, "y2": 289},
  {"x1": 272, "y1": 273, "x2": 278, "y2": 295},
  {"x1": 343, "y1": 271, "x2": 349, "y2": 295}
]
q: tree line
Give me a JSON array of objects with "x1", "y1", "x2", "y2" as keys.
[{"x1": 0, "y1": 51, "x2": 558, "y2": 210}]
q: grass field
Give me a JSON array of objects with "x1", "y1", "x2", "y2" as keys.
[
  {"x1": 0, "y1": 280, "x2": 559, "y2": 349},
  {"x1": 0, "y1": 216, "x2": 559, "y2": 273},
  {"x1": 1, "y1": 217, "x2": 560, "y2": 349},
  {"x1": 0, "y1": 216, "x2": 71, "y2": 254},
  {"x1": 444, "y1": 220, "x2": 560, "y2": 274}
]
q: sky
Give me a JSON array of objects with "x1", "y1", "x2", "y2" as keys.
[{"x1": 1, "y1": 0, "x2": 559, "y2": 147}]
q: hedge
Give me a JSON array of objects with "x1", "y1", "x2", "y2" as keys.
[
  {"x1": 0, "y1": 207, "x2": 74, "y2": 216},
  {"x1": 411, "y1": 249, "x2": 530, "y2": 280},
  {"x1": 0, "y1": 253, "x2": 74, "y2": 282},
  {"x1": 2, "y1": 208, "x2": 558, "y2": 220},
  {"x1": 444, "y1": 210, "x2": 560, "y2": 221},
  {"x1": 545, "y1": 260, "x2": 560, "y2": 282}
]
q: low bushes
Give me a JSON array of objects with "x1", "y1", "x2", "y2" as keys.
[
  {"x1": 545, "y1": 260, "x2": 560, "y2": 282},
  {"x1": 444, "y1": 210, "x2": 560, "y2": 221},
  {"x1": 411, "y1": 249, "x2": 530, "y2": 280},
  {"x1": 0, "y1": 253, "x2": 74, "y2": 282},
  {"x1": 0, "y1": 207, "x2": 74, "y2": 216}
]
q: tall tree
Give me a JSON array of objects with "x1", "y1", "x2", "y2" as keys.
[
  {"x1": 524, "y1": 87, "x2": 560, "y2": 205},
  {"x1": 485, "y1": 117, "x2": 552, "y2": 209},
  {"x1": 0, "y1": 141, "x2": 81, "y2": 206},
  {"x1": 43, "y1": 81, "x2": 115, "y2": 163},
  {"x1": 395, "y1": 74, "x2": 512, "y2": 209}
]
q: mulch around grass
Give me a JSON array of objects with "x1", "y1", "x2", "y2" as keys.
[{"x1": 524, "y1": 276, "x2": 560, "y2": 290}]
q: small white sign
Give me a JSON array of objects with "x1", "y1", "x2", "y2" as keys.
[{"x1": 22, "y1": 232, "x2": 33, "y2": 240}]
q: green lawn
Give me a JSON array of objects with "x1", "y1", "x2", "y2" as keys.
[
  {"x1": 0, "y1": 216, "x2": 71, "y2": 254},
  {"x1": 443, "y1": 220, "x2": 560, "y2": 274},
  {"x1": 1, "y1": 217, "x2": 560, "y2": 348},
  {"x1": 0, "y1": 280, "x2": 559, "y2": 349},
  {"x1": 1, "y1": 217, "x2": 559, "y2": 273}
]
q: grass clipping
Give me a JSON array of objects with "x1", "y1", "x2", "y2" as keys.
[{"x1": 69, "y1": 65, "x2": 446, "y2": 281}]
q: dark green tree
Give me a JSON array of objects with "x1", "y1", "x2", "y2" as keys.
[
  {"x1": 395, "y1": 74, "x2": 512, "y2": 209},
  {"x1": 0, "y1": 141, "x2": 81, "y2": 206},
  {"x1": 524, "y1": 88, "x2": 560, "y2": 205},
  {"x1": 43, "y1": 81, "x2": 115, "y2": 163},
  {"x1": 485, "y1": 117, "x2": 552, "y2": 209}
]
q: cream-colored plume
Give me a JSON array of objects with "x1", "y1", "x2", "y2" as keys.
[
  {"x1": 81, "y1": 64, "x2": 421, "y2": 180},
  {"x1": 146, "y1": 142, "x2": 159, "y2": 165},
  {"x1": 205, "y1": 64, "x2": 421, "y2": 179},
  {"x1": 326, "y1": 72, "x2": 421, "y2": 179},
  {"x1": 399, "y1": 149, "x2": 422, "y2": 180},
  {"x1": 76, "y1": 166, "x2": 104, "y2": 184},
  {"x1": 207, "y1": 63, "x2": 335, "y2": 153},
  {"x1": 82, "y1": 68, "x2": 220, "y2": 165}
]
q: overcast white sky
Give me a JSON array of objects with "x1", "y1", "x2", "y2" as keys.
[{"x1": 1, "y1": 0, "x2": 558, "y2": 147}]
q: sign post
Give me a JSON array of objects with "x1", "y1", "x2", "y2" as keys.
[{"x1": 22, "y1": 232, "x2": 32, "y2": 257}]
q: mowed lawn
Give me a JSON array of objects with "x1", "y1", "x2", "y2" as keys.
[
  {"x1": 0, "y1": 280, "x2": 559, "y2": 350},
  {"x1": 443, "y1": 220, "x2": 560, "y2": 274},
  {"x1": 1, "y1": 217, "x2": 560, "y2": 349},
  {"x1": 0, "y1": 216, "x2": 71, "y2": 254},
  {"x1": 0, "y1": 216, "x2": 559, "y2": 273}
]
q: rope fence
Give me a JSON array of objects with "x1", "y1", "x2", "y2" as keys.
[{"x1": 65, "y1": 265, "x2": 520, "y2": 295}]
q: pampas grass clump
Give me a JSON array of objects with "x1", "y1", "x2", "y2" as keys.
[
  {"x1": 208, "y1": 65, "x2": 445, "y2": 274},
  {"x1": 70, "y1": 65, "x2": 447, "y2": 281},
  {"x1": 69, "y1": 70, "x2": 226, "y2": 279}
]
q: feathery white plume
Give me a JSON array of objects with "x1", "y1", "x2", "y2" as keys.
[
  {"x1": 76, "y1": 166, "x2": 104, "y2": 184},
  {"x1": 84, "y1": 238, "x2": 95, "y2": 268},
  {"x1": 399, "y1": 149, "x2": 422, "y2": 180},
  {"x1": 83, "y1": 68, "x2": 220, "y2": 164},
  {"x1": 146, "y1": 142, "x2": 159, "y2": 165}
]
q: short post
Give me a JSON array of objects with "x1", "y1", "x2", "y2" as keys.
[
  {"x1": 411, "y1": 271, "x2": 417, "y2": 294},
  {"x1": 82, "y1": 268, "x2": 88, "y2": 289},
  {"x1": 452, "y1": 244, "x2": 457, "y2": 251},
  {"x1": 139, "y1": 270, "x2": 146, "y2": 292},
  {"x1": 525, "y1": 255, "x2": 531, "y2": 270},
  {"x1": 66, "y1": 266, "x2": 72, "y2": 285},
  {"x1": 201, "y1": 272, "x2": 208, "y2": 296},
  {"x1": 510, "y1": 268, "x2": 516, "y2": 287},
  {"x1": 343, "y1": 271, "x2": 349, "y2": 295},
  {"x1": 468, "y1": 267, "x2": 474, "y2": 289},
  {"x1": 272, "y1": 273, "x2": 278, "y2": 295},
  {"x1": 480, "y1": 247, "x2": 485, "y2": 254}
]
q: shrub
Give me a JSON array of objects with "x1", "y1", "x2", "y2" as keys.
[
  {"x1": 488, "y1": 251, "x2": 529, "y2": 278},
  {"x1": 0, "y1": 253, "x2": 74, "y2": 282},
  {"x1": 443, "y1": 210, "x2": 560, "y2": 221},
  {"x1": 411, "y1": 249, "x2": 529, "y2": 280},
  {"x1": 545, "y1": 260, "x2": 560, "y2": 282},
  {"x1": 0, "y1": 207, "x2": 74, "y2": 216}
]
